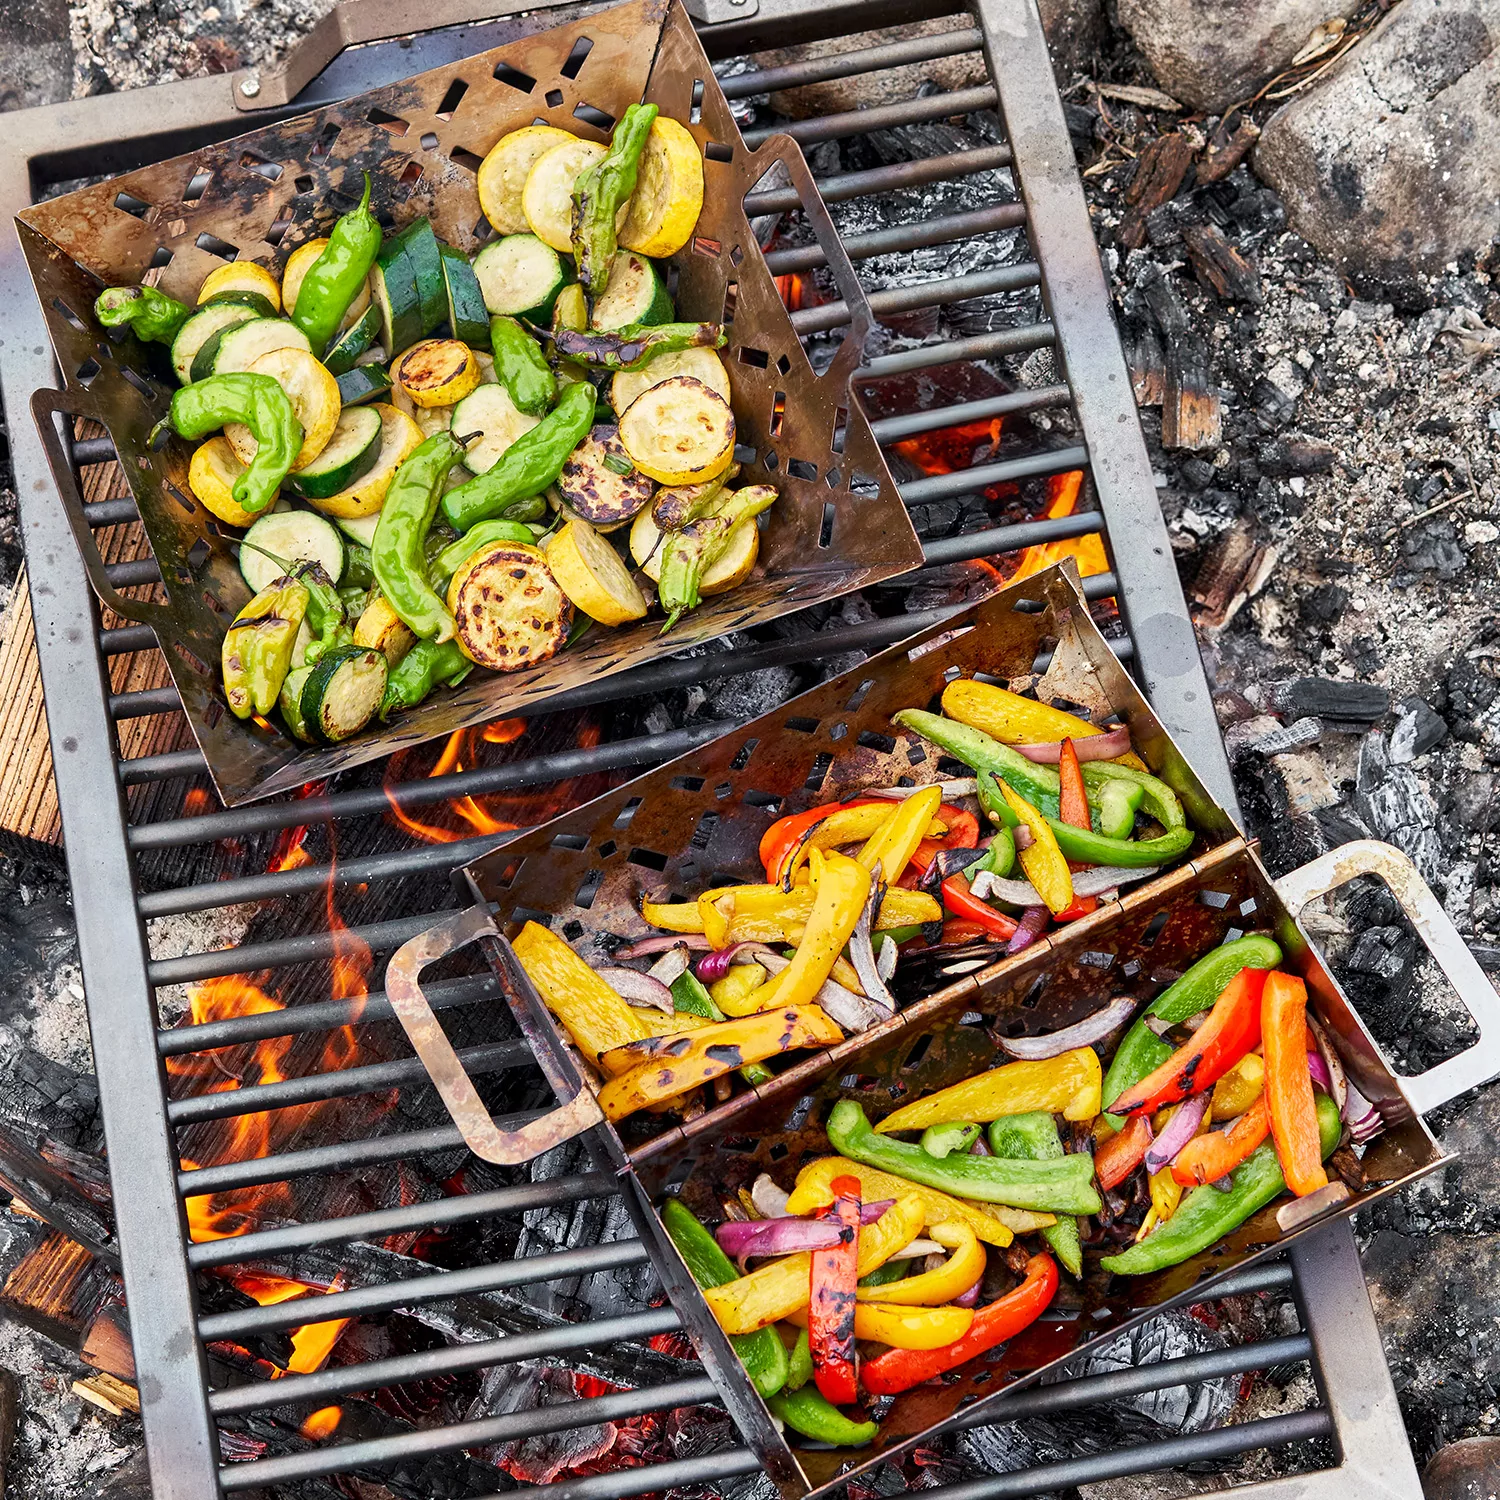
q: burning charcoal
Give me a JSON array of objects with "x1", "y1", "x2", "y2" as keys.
[
  {"x1": 1453, "y1": 773, "x2": 1497, "y2": 834},
  {"x1": 1355, "y1": 731, "x2": 1443, "y2": 881},
  {"x1": 1244, "y1": 717, "x2": 1324, "y2": 758},
  {"x1": 471, "y1": 1362, "x2": 620, "y2": 1483},
  {"x1": 665, "y1": 1405, "x2": 779, "y2": 1500},
  {"x1": 950, "y1": 1420, "x2": 1046, "y2": 1479},
  {"x1": 1389, "y1": 696, "x2": 1447, "y2": 764}
]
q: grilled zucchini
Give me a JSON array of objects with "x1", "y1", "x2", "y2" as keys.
[
  {"x1": 589, "y1": 252, "x2": 673, "y2": 331},
  {"x1": 555, "y1": 424, "x2": 655, "y2": 530},
  {"x1": 284, "y1": 405, "x2": 384, "y2": 500},
  {"x1": 522, "y1": 138, "x2": 608, "y2": 253},
  {"x1": 305, "y1": 402, "x2": 423, "y2": 520},
  {"x1": 449, "y1": 383, "x2": 540, "y2": 474},
  {"x1": 198, "y1": 260, "x2": 282, "y2": 312},
  {"x1": 300, "y1": 645, "x2": 388, "y2": 742},
  {"x1": 546, "y1": 517, "x2": 648, "y2": 626},
  {"x1": 446, "y1": 541, "x2": 573, "y2": 672},
  {"x1": 473, "y1": 233, "x2": 569, "y2": 322}
]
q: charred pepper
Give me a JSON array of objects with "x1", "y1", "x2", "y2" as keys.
[
  {"x1": 1261, "y1": 971, "x2": 1329, "y2": 1198},
  {"x1": 156, "y1": 373, "x2": 301, "y2": 516},
  {"x1": 659, "y1": 486, "x2": 778, "y2": 630},
  {"x1": 222, "y1": 577, "x2": 308, "y2": 718},
  {"x1": 548, "y1": 320, "x2": 727, "y2": 372},
  {"x1": 808, "y1": 1175, "x2": 860, "y2": 1405},
  {"x1": 95, "y1": 285, "x2": 189, "y2": 344},
  {"x1": 373, "y1": 432, "x2": 468, "y2": 642},
  {"x1": 290, "y1": 174, "x2": 382, "y2": 354},
  {"x1": 489, "y1": 315, "x2": 556, "y2": 415},
  {"x1": 987, "y1": 1114, "x2": 1083, "y2": 1276},
  {"x1": 571, "y1": 103, "x2": 658, "y2": 296},
  {"x1": 877, "y1": 1049, "x2": 1102, "y2": 1133},
  {"x1": 768, "y1": 1388, "x2": 878, "y2": 1447},
  {"x1": 378, "y1": 638, "x2": 471, "y2": 717}
]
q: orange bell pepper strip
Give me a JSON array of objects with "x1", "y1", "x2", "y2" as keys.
[
  {"x1": 1171, "y1": 1094, "x2": 1271, "y2": 1187},
  {"x1": 809, "y1": 1175, "x2": 860, "y2": 1404},
  {"x1": 940, "y1": 872, "x2": 1019, "y2": 941},
  {"x1": 1108, "y1": 967, "x2": 1268, "y2": 1117},
  {"x1": 860, "y1": 1252, "x2": 1058, "y2": 1396},
  {"x1": 1093, "y1": 1113, "x2": 1152, "y2": 1190},
  {"x1": 1262, "y1": 971, "x2": 1329, "y2": 1197},
  {"x1": 1054, "y1": 739, "x2": 1098, "y2": 923},
  {"x1": 999, "y1": 782, "x2": 1073, "y2": 916},
  {"x1": 759, "y1": 799, "x2": 886, "y2": 883}
]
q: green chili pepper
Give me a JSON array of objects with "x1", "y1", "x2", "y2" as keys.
[
  {"x1": 379, "y1": 637, "x2": 472, "y2": 718},
  {"x1": 338, "y1": 584, "x2": 373, "y2": 615},
  {"x1": 1101, "y1": 934, "x2": 1283, "y2": 1129},
  {"x1": 659, "y1": 486, "x2": 778, "y2": 631},
  {"x1": 987, "y1": 1113, "x2": 1082, "y2": 1276},
  {"x1": 341, "y1": 541, "x2": 375, "y2": 591},
  {"x1": 443, "y1": 381, "x2": 596, "y2": 532},
  {"x1": 291, "y1": 174, "x2": 382, "y2": 354},
  {"x1": 373, "y1": 432, "x2": 468, "y2": 642},
  {"x1": 1100, "y1": 1093, "x2": 1341, "y2": 1277},
  {"x1": 571, "y1": 102, "x2": 658, "y2": 297},
  {"x1": 221, "y1": 578, "x2": 309, "y2": 718},
  {"x1": 920, "y1": 1121, "x2": 981, "y2": 1159},
  {"x1": 429, "y1": 519, "x2": 537, "y2": 587},
  {"x1": 784, "y1": 1327, "x2": 813, "y2": 1390},
  {"x1": 156, "y1": 373, "x2": 302, "y2": 517},
  {"x1": 1098, "y1": 780, "x2": 1144, "y2": 840},
  {"x1": 768, "y1": 1388, "x2": 878, "y2": 1447},
  {"x1": 828, "y1": 1100, "x2": 1102, "y2": 1215},
  {"x1": 489, "y1": 315, "x2": 557, "y2": 415},
  {"x1": 975, "y1": 770, "x2": 1021, "y2": 830},
  {"x1": 95, "y1": 285, "x2": 189, "y2": 344},
  {"x1": 550, "y1": 320, "x2": 727, "y2": 372},
  {"x1": 661, "y1": 1199, "x2": 788, "y2": 1399},
  {"x1": 857, "y1": 1260, "x2": 909, "y2": 1292},
  {"x1": 293, "y1": 561, "x2": 350, "y2": 665}
]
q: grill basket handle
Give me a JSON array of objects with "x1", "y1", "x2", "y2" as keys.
[
  {"x1": 385, "y1": 905, "x2": 606, "y2": 1164},
  {"x1": 31, "y1": 387, "x2": 176, "y2": 633},
  {"x1": 1275, "y1": 838, "x2": 1500, "y2": 1115}
]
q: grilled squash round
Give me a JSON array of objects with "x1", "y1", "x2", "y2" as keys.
[{"x1": 446, "y1": 541, "x2": 574, "y2": 672}]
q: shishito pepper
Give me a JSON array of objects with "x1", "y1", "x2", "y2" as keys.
[
  {"x1": 658, "y1": 487, "x2": 778, "y2": 632},
  {"x1": 809, "y1": 1175, "x2": 860, "y2": 1405},
  {"x1": 291, "y1": 174, "x2": 381, "y2": 354},
  {"x1": 1101, "y1": 1093, "x2": 1341, "y2": 1276},
  {"x1": 510, "y1": 921, "x2": 652, "y2": 1063},
  {"x1": 95, "y1": 284, "x2": 189, "y2": 344},
  {"x1": 571, "y1": 102, "x2": 658, "y2": 296},
  {"x1": 379, "y1": 637, "x2": 471, "y2": 717},
  {"x1": 999, "y1": 782, "x2": 1073, "y2": 915},
  {"x1": 767, "y1": 1387, "x2": 877, "y2": 1447},
  {"x1": 549, "y1": 320, "x2": 726, "y2": 371},
  {"x1": 855, "y1": 1220, "x2": 984, "y2": 1305},
  {"x1": 1261, "y1": 972, "x2": 1329, "y2": 1198},
  {"x1": 430, "y1": 519, "x2": 537, "y2": 585},
  {"x1": 489, "y1": 315, "x2": 557, "y2": 415},
  {"x1": 373, "y1": 432, "x2": 468, "y2": 643},
  {"x1": 787, "y1": 1300, "x2": 975, "y2": 1349},
  {"x1": 703, "y1": 1193, "x2": 925, "y2": 1335},
  {"x1": 987, "y1": 1114, "x2": 1082, "y2": 1276},
  {"x1": 222, "y1": 577, "x2": 309, "y2": 718},
  {"x1": 877, "y1": 1048, "x2": 1102, "y2": 1134},
  {"x1": 595, "y1": 1005, "x2": 843, "y2": 1119},
  {"x1": 293, "y1": 561, "x2": 350, "y2": 665},
  {"x1": 857, "y1": 785, "x2": 942, "y2": 883},
  {"x1": 861, "y1": 1252, "x2": 1059, "y2": 1396},
  {"x1": 828, "y1": 1101, "x2": 1102, "y2": 1215},
  {"x1": 660, "y1": 1199, "x2": 787, "y2": 1398}
]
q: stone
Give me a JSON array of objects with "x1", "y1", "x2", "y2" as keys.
[
  {"x1": 1255, "y1": 0, "x2": 1500, "y2": 288},
  {"x1": 1116, "y1": 0, "x2": 1362, "y2": 112},
  {"x1": 1425, "y1": 1436, "x2": 1500, "y2": 1500},
  {"x1": 0, "y1": 0, "x2": 72, "y2": 109}
]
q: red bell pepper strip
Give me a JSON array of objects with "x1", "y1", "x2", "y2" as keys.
[
  {"x1": 1262, "y1": 972, "x2": 1329, "y2": 1198},
  {"x1": 758, "y1": 799, "x2": 884, "y2": 883},
  {"x1": 1171, "y1": 1095, "x2": 1270, "y2": 1187},
  {"x1": 809, "y1": 1174, "x2": 861, "y2": 1405},
  {"x1": 1054, "y1": 739, "x2": 1098, "y2": 923},
  {"x1": 861, "y1": 1252, "x2": 1058, "y2": 1396},
  {"x1": 940, "y1": 872, "x2": 1019, "y2": 941},
  {"x1": 1093, "y1": 1113, "x2": 1153, "y2": 1190},
  {"x1": 1108, "y1": 967, "x2": 1267, "y2": 1117}
]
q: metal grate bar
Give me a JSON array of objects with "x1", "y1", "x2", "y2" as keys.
[
  {"x1": 104, "y1": 558, "x2": 161, "y2": 587},
  {"x1": 744, "y1": 144, "x2": 1012, "y2": 216},
  {"x1": 868, "y1": 384, "x2": 1074, "y2": 442},
  {"x1": 791, "y1": 263, "x2": 1041, "y2": 335},
  {"x1": 721, "y1": 24, "x2": 983, "y2": 99},
  {"x1": 763, "y1": 203, "x2": 1027, "y2": 274},
  {"x1": 102, "y1": 623, "x2": 158, "y2": 656},
  {"x1": 84, "y1": 496, "x2": 138, "y2": 526},
  {"x1": 861, "y1": 325, "x2": 1058, "y2": 378},
  {"x1": 112, "y1": 686, "x2": 180, "y2": 721},
  {"x1": 742, "y1": 84, "x2": 998, "y2": 148},
  {"x1": 485, "y1": 1451, "x2": 762, "y2": 1500},
  {"x1": 903, "y1": 445, "x2": 1088, "y2": 503}
]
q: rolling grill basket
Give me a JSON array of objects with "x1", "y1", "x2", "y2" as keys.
[
  {"x1": 16, "y1": 0, "x2": 921, "y2": 807},
  {"x1": 386, "y1": 564, "x2": 1500, "y2": 1500}
]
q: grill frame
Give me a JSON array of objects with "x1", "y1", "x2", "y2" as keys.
[{"x1": 0, "y1": 1, "x2": 1430, "y2": 1497}]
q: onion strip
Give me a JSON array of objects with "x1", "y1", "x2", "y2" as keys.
[{"x1": 998, "y1": 994, "x2": 1139, "y2": 1059}]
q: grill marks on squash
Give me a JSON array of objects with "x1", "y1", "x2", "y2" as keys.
[{"x1": 446, "y1": 540, "x2": 573, "y2": 673}]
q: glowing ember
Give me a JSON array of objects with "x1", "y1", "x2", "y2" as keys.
[
  {"x1": 183, "y1": 787, "x2": 213, "y2": 816},
  {"x1": 264, "y1": 780, "x2": 329, "y2": 875},
  {"x1": 893, "y1": 418, "x2": 1004, "y2": 477},
  {"x1": 481, "y1": 718, "x2": 527, "y2": 745},
  {"x1": 300, "y1": 1406, "x2": 343, "y2": 1439},
  {"x1": 775, "y1": 272, "x2": 805, "y2": 312}
]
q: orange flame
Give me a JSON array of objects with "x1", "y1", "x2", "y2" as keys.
[
  {"x1": 1009, "y1": 470, "x2": 1109, "y2": 581},
  {"x1": 893, "y1": 418, "x2": 1004, "y2": 477},
  {"x1": 301, "y1": 1406, "x2": 343, "y2": 1439},
  {"x1": 775, "y1": 273, "x2": 805, "y2": 312},
  {"x1": 231, "y1": 1270, "x2": 351, "y2": 1375}
]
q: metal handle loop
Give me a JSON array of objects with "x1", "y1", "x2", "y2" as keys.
[
  {"x1": 1276, "y1": 839, "x2": 1500, "y2": 1115},
  {"x1": 385, "y1": 904, "x2": 606, "y2": 1164}
]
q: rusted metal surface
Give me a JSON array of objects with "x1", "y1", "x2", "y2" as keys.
[{"x1": 18, "y1": 0, "x2": 919, "y2": 806}]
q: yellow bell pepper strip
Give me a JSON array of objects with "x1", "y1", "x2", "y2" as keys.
[
  {"x1": 640, "y1": 899, "x2": 706, "y2": 933},
  {"x1": 999, "y1": 782, "x2": 1073, "y2": 916},
  {"x1": 698, "y1": 891, "x2": 734, "y2": 949},
  {"x1": 1211, "y1": 1052, "x2": 1266, "y2": 1120},
  {"x1": 709, "y1": 963, "x2": 767, "y2": 1014},
  {"x1": 876, "y1": 1047, "x2": 1102, "y2": 1134},
  {"x1": 704, "y1": 1193, "x2": 925, "y2": 1335},
  {"x1": 785, "y1": 1300, "x2": 975, "y2": 1350},
  {"x1": 759, "y1": 799, "x2": 885, "y2": 882},
  {"x1": 942, "y1": 678, "x2": 1109, "y2": 746},
  {"x1": 747, "y1": 850, "x2": 870, "y2": 1012},
  {"x1": 511, "y1": 921, "x2": 651, "y2": 1064},
  {"x1": 777, "y1": 802, "x2": 897, "y2": 885},
  {"x1": 657, "y1": 882, "x2": 943, "y2": 946},
  {"x1": 857, "y1": 785, "x2": 942, "y2": 883},
  {"x1": 855, "y1": 1221, "x2": 983, "y2": 1305}
]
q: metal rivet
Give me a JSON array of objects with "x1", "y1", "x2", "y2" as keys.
[{"x1": 240, "y1": 75, "x2": 261, "y2": 97}]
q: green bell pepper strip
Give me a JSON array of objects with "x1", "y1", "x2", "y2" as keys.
[
  {"x1": 279, "y1": 661, "x2": 316, "y2": 741},
  {"x1": 95, "y1": 285, "x2": 189, "y2": 344},
  {"x1": 379, "y1": 637, "x2": 471, "y2": 718},
  {"x1": 571, "y1": 102, "x2": 658, "y2": 297},
  {"x1": 430, "y1": 520, "x2": 537, "y2": 586},
  {"x1": 1097, "y1": 780, "x2": 1144, "y2": 840},
  {"x1": 659, "y1": 486, "x2": 778, "y2": 632},
  {"x1": 291, "y1": 174, "x2": 382, "y2": 354},
  {"x1": 975, "y1": 770, "x2": 1021, "y2": 829},
  {"x1": 987, "y1": 1113, "x2": 1083, "y2": 1277},
  {"x1": 1049, "y1": 821, "x2": 1193, "y2": 869},
  {"x1": 373, "y1": 432, "x2": 468, "y2": 642},
  {"x1": 857, "y1": 1259, "x2": 909, "y2": 1292},
  {"x1": 549, "y1": 320, "x2": 727, "y2": 372},
  {"x1": 1101, "y1": 934, "x2": 1283, "y2": 1129},
  {"x1": 669, "y1": 972, "x2": 772, "y2": 1084},
  {"x1": 767, "y1": 1387, "x2": 878, "y2": 1447},
  {"x1": 222, "y1": 578, "x2": 308, "y2": 719},
  {"x1": 155, "y1": 373, "x2": 301, "y2": 517},
  {"x1": 660, "y1": 1199, "x2": 788, "y2": 1399},
  {"x1": 443, "y1": 381, "x2": 596, "y2": 532},
  {"x1": 1100, "y1": 1093, "x2": 1341, "y2": 1277},
  {"x1": 294, "y1": 561, "x2": 350, "y2": 665},
  {"x1": 784, "y1": 1327, "x2": 813, "y2": 1390},
  {"x1": 489, "y1": 316, "x2": 557, "y2": 415},
  {"x1": 827, "y1": 1100, "x2": 1102, "y2": 1215},
  {"x1": 920, "y1": 1121, "x2": 981, "y2": 1159},
  {"x1": 1080, "y1": 762, "x2": 1185, "y2": 833}
]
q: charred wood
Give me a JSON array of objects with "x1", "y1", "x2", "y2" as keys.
[
  {"x1": 1118, "y1": 133, "x2": 1195, "y2": 250},
  {"x1": 1182, "y1": 222, "x2": 1262, "y2": 305},
  {"x1": 1197, "y1": 118, "x2": 1261, "y2": 184}
]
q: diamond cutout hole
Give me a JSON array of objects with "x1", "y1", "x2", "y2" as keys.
[
  {"x1": 311, "y1": 123, "x2": 342, "y2": 158},
  {"x1": 494, "y1": 60, "x2": 536, "y2": 92},
  {"x1": 420, "y1": 131, "x2": 439, "y2": 151},
  {"x1": 560, "y1": 37, "x2": 594, "y2": 78},
  {"x1": 788, "y1": 458, "x2": 818, "y2": 482},
  {"x1": 769, "y1": 390, "x2": 785, "y2": 437},
  {"x1": 182, "y1": 170, "x2": 213, "y2": 203},
  {"x1": 195, "y1": 232, "x2": 238, "y2": 260},
  {"x1": 367, "y1": 106, "x2": 410, "y2": 136},
  {"x1": 690, "y1": 79, "x2": 704, "y2": 124},
  {"x1": 435, "y1": 78, "x2": 469, "y2": 118},
  {"x1": 114, "y1": 191, "x2": 151, "y2": 219},
  {"x1": 573, "y1": 101, "x2": 614, "y2": 130},
  {"x1": 706, "y1": 142, "x2": 734, "y2": 164},
  {"x1": 450, "y1": 147, "x2": 484, "y2": 175}
]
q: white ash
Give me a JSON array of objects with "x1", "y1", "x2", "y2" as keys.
[{"x1": 145, "y1": 902, "x2": 257, "y2": 1025}]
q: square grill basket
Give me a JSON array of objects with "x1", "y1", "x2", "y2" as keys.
[
  {"x1": 16, "y1": 0, "x2": 921, "y2": 806},
  {"x1": 385, "y1": 564, "x2": 1500, "y2": 1499}
]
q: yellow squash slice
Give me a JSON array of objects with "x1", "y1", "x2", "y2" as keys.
[
  {"x1": 617, "y1": 374, "x2": 734, "y2": 485},
  {"x1": 197, "y1": 260, "x2": 281, "y2": 311},
  {"x1": 478, "y1": 124, "x2": 578, "y2": 236},
  {"x1": 187, "y1": 436, "x2": 261, "y2": 527},
  {"x1": 446, "y1": 541, "x2": 574, "y2": 671},
  {"x1": 629, "y1": 501, "x2": 761, "y2": 594},
  {"x1": 522, "y1": 138, "x2": 608, "y2": 252},
  {"x1": 226, "y1": 346, "x2": 340, "y2": 471},
  {"x1": 353, "y1": 594, "x2": 418, "y2": 666},
  {"x1": 618, "y1": 117, "x2": 705, "y2": 258},
  {"x1": 610, "y1": 345, "x2": 730, "y2": 419},
  {"x1": 546, "y1": 517, "x2": 648, "y2": 626},
  {"x1": 397, "y1": 339, "x2": 480, "y2": 409},
  {"x1": 305, "y1": 403, "x2": 422, "y2": 520}
]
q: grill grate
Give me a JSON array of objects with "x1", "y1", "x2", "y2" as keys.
[{"x1": 0, "y1": 1, "x2": 1423, "y2": 1497}]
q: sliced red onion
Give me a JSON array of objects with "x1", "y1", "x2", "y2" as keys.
[
  {"x1": 970, "y1": 1135, "x2": 990, "y2": 1156},
  {"x1": 696, "y1": 941, "x2": 781, "y2": 984},
  {"x1": 1208, "y1": 1174, "x2": 1234, "y2": 1193},
  {"x1": 886, "y1": 1237, "x2": 944, "y2": 1261},
  {"x1": 1305, "y1": 1048, "x2": 1332, "y2": 1095},
  {"x1": 716, "y1": 1217, "x2": 846, "y2": 1258},
  {"x1": 920, "y1": 844, "x2": 989, "y2": 897},
  {"x1": 970, "y1": 869, "x2": 1037, "y2": 906},
  {"x1": 876, "y1": 933, "x2": 898, "y2": 983},
  {"x1": 1012, "y1": 726, "x2": 1134, "y2": 765},
  {"x1": 860, "y1": 1199, "x2": 896, "y2": 1223},
  {"x1": 1013, "y1": 825, "x2": 1034, "y2": 851},
  {"x1": 998, "y1": 994, "x2": 1139, "y2": 1060},
  {"x1": 953, "y1": 1278, "x2": 983, "y2": 1307},
  {"x1": 867, "y1": 779, "x2": 976, "y2": 801},
  {"x1": 616, "y1": 933, "x2": 711, "y2": 960},
  {"x1": 1144, "y1": 1092, "x2": 1210, "y2": 1175},
  {"x1": 647, "y1": 946, "x2": 692, "y2": 988},
  {"x1": 594, "y1": 968, "x2": 675, "y2": 1013},
  {"x1": 1006, "y1": 905, "x2": 1052, "y2": 956},
  {"x1": 849, "y1": 868, "x2": 898, "y2": 1018},
  {"x1": 1343, "y1": 1078, "x2": 1383, "y2": 1141},
  {"x1": 1306, "y1": 1014, "x2": 1348, "y2": 1114},
  {"x1": 751, "y1": 1174, "x2": 791, "y2": 1219},
  {"x1": 756, "y1": 951, "x2": 888, "y2": 1033}
]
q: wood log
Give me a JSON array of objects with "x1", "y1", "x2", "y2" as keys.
[
  {"x1": 1183, "y1": 222, "x2": 1262, "y2": 304},
  {"x1": 1142, "y1": 272, "x2": 1222, "y2": 450},
  {"x1": 73, "y1": 1373, "x2": 141, "y2": 1417},
  {"x1": 1118, "y1": 133, "x2": 1195, "y2": 250},
  {"x1": 1, "y1": 1229, "x2": 117, "y2": 1348}
]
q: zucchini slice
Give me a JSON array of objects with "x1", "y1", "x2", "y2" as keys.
[
  {"x1": 324, "y1": 304, "x2": 382, "y2": 375},
  {"x1": 472, "y1": 234, "x2": 569, "y2": 322},
  {"x1": 227, "y1": 346, "x2": 341, "y2": 471},
  {"x1": 279, "y1": 661, "x2": 318, "y2": 742},
  {"x1": 440, "y1": 245, "x2": 491, "y2": 349},
  {"x1": 284, "y1": 405, "x2": 383, "y2": 500},
  {"x1": 187, "y1": 435, "x2": 259, "y2": 528},
  {"x1": 389, "y1": 218, "x2": 447, "y2": 334},
  {"x1": 353, "y1": 592, "x2": 418, "y2": 665},
  {"x1": 203, "y1": 289, "x2": 280, "y2": 319},
  {"x1": 610, "y1": 345, "x2": 730, "y2": 417},
  {"x1": 617, "y1": 375, "x2": 735, "y2": 485},
  {"x1": 521, "y1": 138, "x2": 607, "y2": 253},
  {"x1": 240, "y1": 508, "x2": 345, "y2": 593},
  {"x1": 397, "y1": 338, "x2": 481, "y2": 408},
  {"x1": 618, "y1": 117, "x2": 705, "y2": 260},
  {"x1": 170, "y1": 303, "x2": 257, "y2": 385},
  {"x1": 205, "y1": 315, "x2": 313, "y2": 379},
  {"x1": 629, "y1": 500, "x2": 761, "y2": 594},
  {"x1": 301, "y1": 645, "x2": 387, "y2": 742},
  {"x1": 336, "y1": 364, "x2": 394, "y2": 407},
  {"x1": 446, "y1": 541, "x2": 573, "y2": 672},
  {"x1": 477, "y1": 124, "x2": 576, "y2": 236},
  {"x1": 545, "y1": 517, "x2": 648, "y2": 626},
  {"x1": 555, "y1": 424, "x2": 655, "y2": 530},
  {"x1": 414, "y1": 405, "x2": 455, "y2": 440},
  {"x1": 306, "y1": 403, "x2": 423, "y2": 520},
  {"x1": 589, "y1": 252, "x2": 673, "y2": 331},
  {"x1": 335, "y1": 512, "x2": 381, "y2": 548},
  {"x1": 448, "y1": 382, "x2": 540, "y2": 473},
  {"x1": 198, "y1": 260, "x2": 282, "y2": 312},
  {"x1": 372, "y1": 244, "x2": 424, "y2": 361}
]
